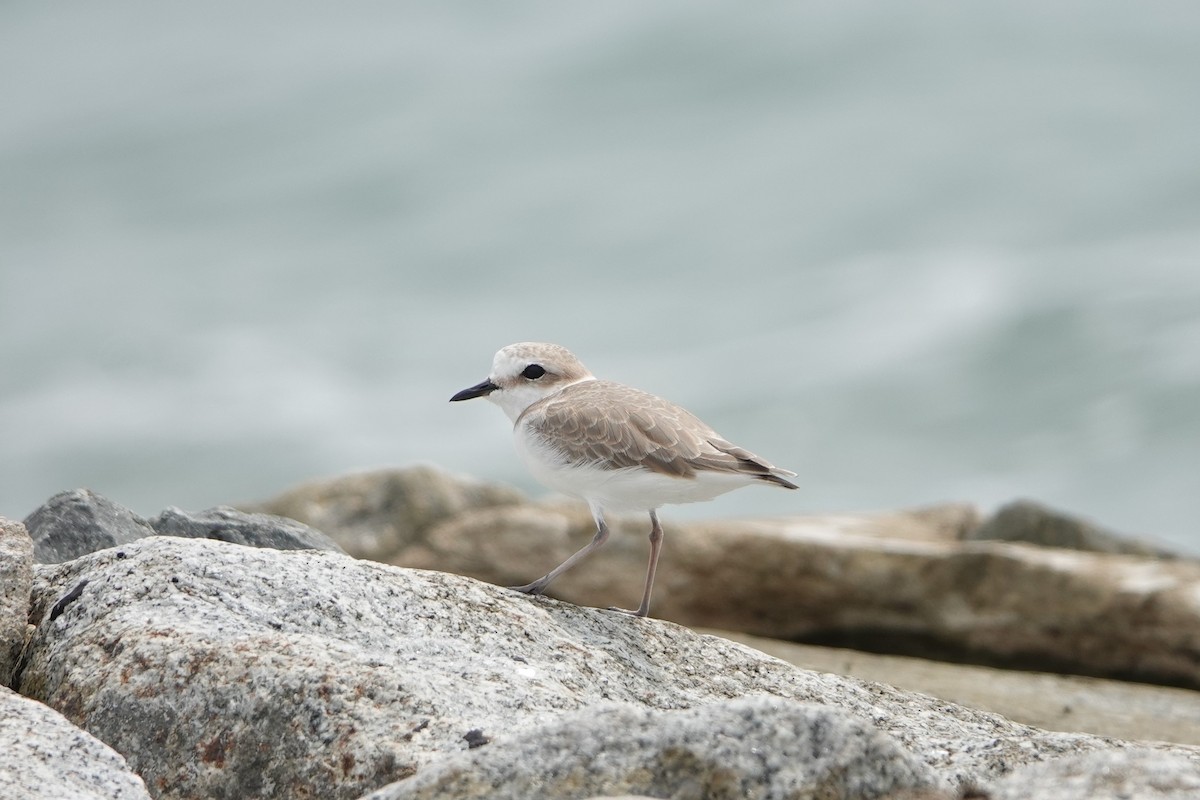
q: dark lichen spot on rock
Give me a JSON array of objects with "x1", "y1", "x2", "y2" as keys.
[
  {"x1": 463, "y1": 728, "x2": 491, "y2": 749},
  {"x1": 49, "y1": 580, "x2": 89, "y2": 622}
]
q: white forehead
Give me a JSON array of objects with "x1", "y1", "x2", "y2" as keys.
[{"x1": 491, "y1": 342, "x2": 581, "y2": 377}]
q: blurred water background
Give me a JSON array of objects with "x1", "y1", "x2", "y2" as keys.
[{"x1": 2, "y1": 2, "x2": 1198, "y2": 553}]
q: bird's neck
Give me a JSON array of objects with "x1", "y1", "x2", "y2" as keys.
[{"x1": 498, "y1": 376, "x2": 596, "y2": 425}]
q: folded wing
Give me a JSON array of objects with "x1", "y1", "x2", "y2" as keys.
[{"x1": 522, "y1": 381, "x2": 797, "y2": 488}]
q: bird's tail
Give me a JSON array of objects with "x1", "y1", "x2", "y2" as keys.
[
  {"x1": 758, "y1": 469, "x2": 798, "y2": 490},
  {"x1": 709, "y1": 439, "x2": 799, "y2": 490}
]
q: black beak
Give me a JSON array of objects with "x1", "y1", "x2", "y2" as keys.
[{"x1": 450, "y1": 379, "x2": 498, "y2": 402}]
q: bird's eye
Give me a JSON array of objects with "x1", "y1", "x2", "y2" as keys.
[{"x1": 522, "y1": 364, "x2": 546, "y2": 380}]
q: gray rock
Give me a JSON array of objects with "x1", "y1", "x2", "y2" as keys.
[
  {"x1": 23, "y1": 489, "x2": 345, "y2": 565},
  {"x1": 361, "y1": 696, "x2": 946, "y2": 800},
  {"x1": 148, "y1": 505, "x2": 344, "y2": 553},
  {"x1": 1, "y1": 517, "x2": 33, "y2": 686},
  {"x1": 241, "y1": 465, "x2": 525, "y2": 561},
  {"x1": 20, "y1": 538, "x2": 1199, "y2": 800},
  {"x1": 416, "y1": 502, "x2": 1200, "y2": 688},
  {"x1": 989, "y1": 749, "x2": 1200, "y2": 800},
  {"x1": 965, "y1": 499, "x2": 1178, "y2": 559},
  {"x1": 0, "y1": 684, "x2": 150, "y2": 800},
  {"x1": 23, "y1": 489, "x2": 156, "y2": 564}
]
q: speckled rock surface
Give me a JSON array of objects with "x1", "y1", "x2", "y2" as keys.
[
  {"x1": 18, "y1": 537, "x2": 1199, "y2": 799},
  {"x1": 0, "y1": 517, "x2": 33, "y2": 685},
  {"x1": 361, "y1": 696, "x2": 946, "y2": 800},
  {"x1": 0, "y1": 685, "x2": 150, "y2": 800},
  {"x1": 988, "y1": 749, "x2": 1200, "y2": 800}
]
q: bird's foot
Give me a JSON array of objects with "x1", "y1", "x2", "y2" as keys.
[
  {"x1": 606, "y1": 605, "x2": 649, "y2": 618},
  {"x1": 508, "y1": 579, "x2": 549, "y2": 596}
]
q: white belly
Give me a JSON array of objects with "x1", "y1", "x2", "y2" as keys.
[{"x1": 513, "y1": 426, "x2": 756, "y2": 513}]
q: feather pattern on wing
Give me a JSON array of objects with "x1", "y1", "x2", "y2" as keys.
[{"x1": 517, "y1": 380, "x2": 797, "y2": 487}]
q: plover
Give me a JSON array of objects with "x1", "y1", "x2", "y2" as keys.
[{"x1": 450, "y1": 342, "x2": 798, "y2": 617}]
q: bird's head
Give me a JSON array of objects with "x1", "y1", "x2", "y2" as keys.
[{"x1": 450, "y1": 342, "x2": 595, "y2": 422}]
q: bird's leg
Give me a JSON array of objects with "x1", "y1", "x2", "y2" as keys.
[
  {"x1": 608, "y1": 509, "x2": 663, "y2": 618},
  {"x1": 509, "y1": 512, "x2": 610, "y2": 596}
]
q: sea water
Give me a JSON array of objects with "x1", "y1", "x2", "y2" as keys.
[{"x1": 2, "y1": 1, "x2": 1197, "y2": 552}]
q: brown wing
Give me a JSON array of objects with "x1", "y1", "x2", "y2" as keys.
[{"x1": 522, "y1": 380, "x2": 796, "y2": 486}]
